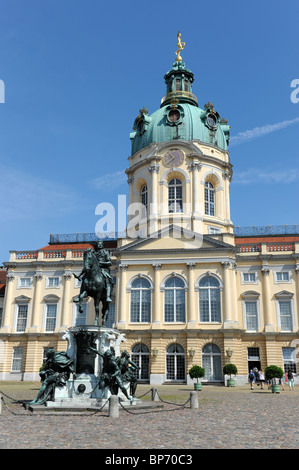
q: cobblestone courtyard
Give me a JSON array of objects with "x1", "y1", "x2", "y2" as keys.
[{"x1": 0, "y1": 382, "x2": 298, "y2": 450}]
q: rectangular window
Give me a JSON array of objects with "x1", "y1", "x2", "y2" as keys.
[
  {"x1": 245, "y1": 301, "x2": 258, "y2": 331},
  {"x1": 247, "y1": 347, "x2": 260, "y2": 361},
  {"x1": 282, "y1": 347, "x2": 297, "y2": 374},
  {"x1": 276, "y1": 272, "x2": 290, "y2": 282},
  {"x1": 47, "y1": 277, "x2": 60, "y2": 288},
  {"x1": 45, "y1": 304, "x2": 57, "y2": 332},
  {"x1": 243, "y1": 272, "x2": 256, "y2": 283},
  {"x1": 199, "y1": 288, "x2": 221, "y2": 322},
  {"x1": 175, "y1": 79, "x2": 181, "y2": 91},
  {"x1": 16, "y1": 305, "x2": 28, "y2": 332},
  {"x1": 279, "y1": 301, "x2": 293, "y2": 331},
  {"x1": 208, "y1": 226, "x2": 222, "y2": 234},
  {"x1": 19, "y1": 277, "x2": 32, "y2": 288},
  {"x1": 105, "y1": 302, "x2": 115, "y2": 329},
  {"x1": 11, "y1": 347, "x2": 24, "y2": 372},
  {"x1": 164, "y1": 290, "x2": 185, "y2": 322}
]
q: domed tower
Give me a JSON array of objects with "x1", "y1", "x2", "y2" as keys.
[{"x1": 125, "y1": 33, "x2": 233, "y2": 244}]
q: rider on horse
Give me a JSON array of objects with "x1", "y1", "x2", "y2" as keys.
[
  {"x1": 94, "y1": 240, "x2": 114, "y2": 303},
  {"x1": 74, "y1": 240, "x2": 114, "y2": 305}
]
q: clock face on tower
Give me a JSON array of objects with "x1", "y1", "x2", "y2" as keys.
[{"x1": 163, "y1": 149, "x2": 184, "y2": 168}]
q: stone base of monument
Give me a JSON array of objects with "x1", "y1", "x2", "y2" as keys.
[{"x1": 26, "y1": 325, "x2": 163, "y2": 413}]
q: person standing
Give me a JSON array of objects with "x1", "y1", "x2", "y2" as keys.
[{"x1": 287, "y1": 369, "x2": 295, "y2": 390}]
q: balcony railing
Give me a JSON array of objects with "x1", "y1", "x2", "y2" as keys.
[
  {"x1": 237, "y1": 244, "x2": 261, "y2": 253},
  {"x1": 237, "y1": 242, "x2": 295, "y2": 253}
]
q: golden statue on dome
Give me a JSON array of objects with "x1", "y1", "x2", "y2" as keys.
[{"x1": 175, "y1": 31, "x2": 185, "y2": 62}]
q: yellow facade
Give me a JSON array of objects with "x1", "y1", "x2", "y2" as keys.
[
  {"x1": 1, "y1": 140, "x2": 299, "y2": 384},
  {"x1": 1, "y1": 48, "x2": 299, "y2": 385}
]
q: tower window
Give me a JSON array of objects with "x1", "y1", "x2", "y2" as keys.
[
  {"x1": 176, "y1": 79, "x2": 181, "y2": 91},
  {"x1": 168, "y1": 178, "x2": 183, "y2": 213},
  {"x1": 168, "y1": 109, "x2": 180, "y2": 122},
  {"x1": 205, "y1": 181, "x2": 215, "y2": 216},
  {"x1": 141, "y1": 184, "x2": 148, "y2": 215},
  {"x1": 184, "y1": 79, "x2": 188, "y2": 92}
]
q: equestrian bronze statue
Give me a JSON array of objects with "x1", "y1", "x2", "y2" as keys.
[{"x1": 73, "y1": 240, "x2": 114, "y2": 326}]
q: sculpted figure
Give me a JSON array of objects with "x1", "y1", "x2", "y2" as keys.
[
  {"x1": 87, "y1": 344, "x2": 133, "y2": 401},
  {"x1": 116, "y1": 350, "x2": 139, "y2": 398},
  {"x1": 29, "y1": 349, "x2": 75, "y2": 405}
]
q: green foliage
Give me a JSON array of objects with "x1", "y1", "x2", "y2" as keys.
[
  {"x1": 188, "y1": 365, "x2": 205, "y2": 382},
  {"x1": 264, "y1": 365, "x2": 284, "y2": 380},
  {"x1": 223, "y1": 363, "x2": 238, "y2": 378}
]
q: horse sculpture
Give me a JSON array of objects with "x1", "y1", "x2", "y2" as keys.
[{"x1": 74, "y1": 248, "x2": 109, "y2": 326}]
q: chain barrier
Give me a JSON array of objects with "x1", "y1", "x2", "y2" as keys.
[
  {"x1": 155, "y1": 390, "x2": 191, "y2": 407},
  {"x1": 0, "y1": 387, "x2": 193, "y2": 417},
  {"x1": 135, "y1": 388, "x2": 152, "y2": 399},
  {"x1": 118, "y1": 395, "x2": 191, "y2": 415},
  {"x1": 0, "y1": 391, "x2": 110, "y2": 417}
]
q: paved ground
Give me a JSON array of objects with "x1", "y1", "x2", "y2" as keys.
[{"x1": 0, "y1": 381, "x2": 298, "y2": 450}]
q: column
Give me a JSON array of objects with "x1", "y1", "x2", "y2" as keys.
[
  {"x1": 2, "y1": 273, "x2": 15, "y2": 332},
  {"x1": 231, "y1": 262, "x2": 239, "y2": 325},
  {"x1": 261, "y1": 265, "x2": 274, "y2": 332},
  {"x1": 117, "y1": 264, "x2": 128, "y2": 328},
  {"x1": 189, "y1": 161, "x2": 202, "y2": 233},
  {"x1": 30, "y1": 272, "x2": 44, "y2": 331},
  {"x1": 149, "y1": 163, "x2": 160, "y2": 234},
  {"x1": 187, "y1": 262, "x2": 196, "y2": 325},
  {"x1": 221, "y1": 261, "x2": 232, "y2": 326},
  {"x1": 60, "y1": 271, "x2": 72, "y2": 329},
  {"x1": 152, "y1": 263, "x2": 162, "y2": 327}
]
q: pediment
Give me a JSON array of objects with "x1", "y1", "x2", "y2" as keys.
[
  {"x1": 275, "y1": 290, "x2": 294, "y2": 298},
  {"x1": 14, "y1": 295, "x2": 31, "y2": 303},
  {"x1": 117, "y1": 225, "x2": 235, "y2": 253}
]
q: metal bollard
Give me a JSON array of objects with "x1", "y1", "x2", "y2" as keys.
[
  {"x1": 108, "y1": 395, "x2": 119, "y2": 418},
  {"x1": 151, "y1": 387, "x2": 159, "y2": 401},
  {"x1": 190, "y1": 391, "x2": 199, "y2": 409}
]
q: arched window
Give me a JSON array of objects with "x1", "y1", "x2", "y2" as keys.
[
  {"x1": 202, "y1": 343, "x2": 222, "y2": 382},
  {"x1": 166, "y1": 343, "x2": 186, "y2": 381},
  {"x1": 130, "y1": 278, "x2": 151, "y2": 323},
  {"x1": 199, "y1": 275, "x2": 221, "y2": 322},
  {"x1": 164, "y1": 276, "x2": 186, "y2": 322},
  {"x1": 205, "y1": 181, "x2": 215, "y2": 216},
  {"x1": 131, "y1": 343, "x2": 150, "y2": 381},
  {"x1": 168, "y1": 178, "x2": 183, "y2": 213},
  {"x1": 141, "y1": 184, "x2": 148, "y2": 215}
]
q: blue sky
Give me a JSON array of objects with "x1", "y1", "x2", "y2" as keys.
[{"x1": 0, "y1": 0, "x2": 298, "y2": 264}]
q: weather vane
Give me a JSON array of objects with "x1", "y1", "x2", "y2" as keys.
[{"x1": 175, "y1": 31, "x2": 185, "y2": 62}]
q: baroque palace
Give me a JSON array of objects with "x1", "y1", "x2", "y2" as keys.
[{"x1": 1, "y1": 38, "x2": 299, "y2": 385}]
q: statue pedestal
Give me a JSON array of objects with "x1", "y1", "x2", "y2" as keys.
[{"x1": 47, "y1": 325, "x2": 128, "y2": 407}]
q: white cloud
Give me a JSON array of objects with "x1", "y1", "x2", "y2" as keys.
[
  {"x1": 90, "y1": 170, "x2": 127, "y2": 191},
  {"x1": 233, "y1": 167, "x2": 299, "y2": 185},
  {"x1": 230, "y1": 117, "x2": 299, "y2": 147}
]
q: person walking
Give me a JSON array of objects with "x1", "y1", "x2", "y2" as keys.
[
  {"x1": 248, "y1": 369, "x2": 255, "y2": 390},
  {"x1": 259, "y1": 369, "x2": 265, "y2": 390},
  {"x1": 287, "y1": 369, "x2": 295, "y2": 390},
  {"x1": 279, "y1": 372, "x2": 285, "y2": 391}
]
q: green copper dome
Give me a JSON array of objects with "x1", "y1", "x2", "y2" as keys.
[{"x1": 130, "y1": 60, "x2": 230, "y2": 155}]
